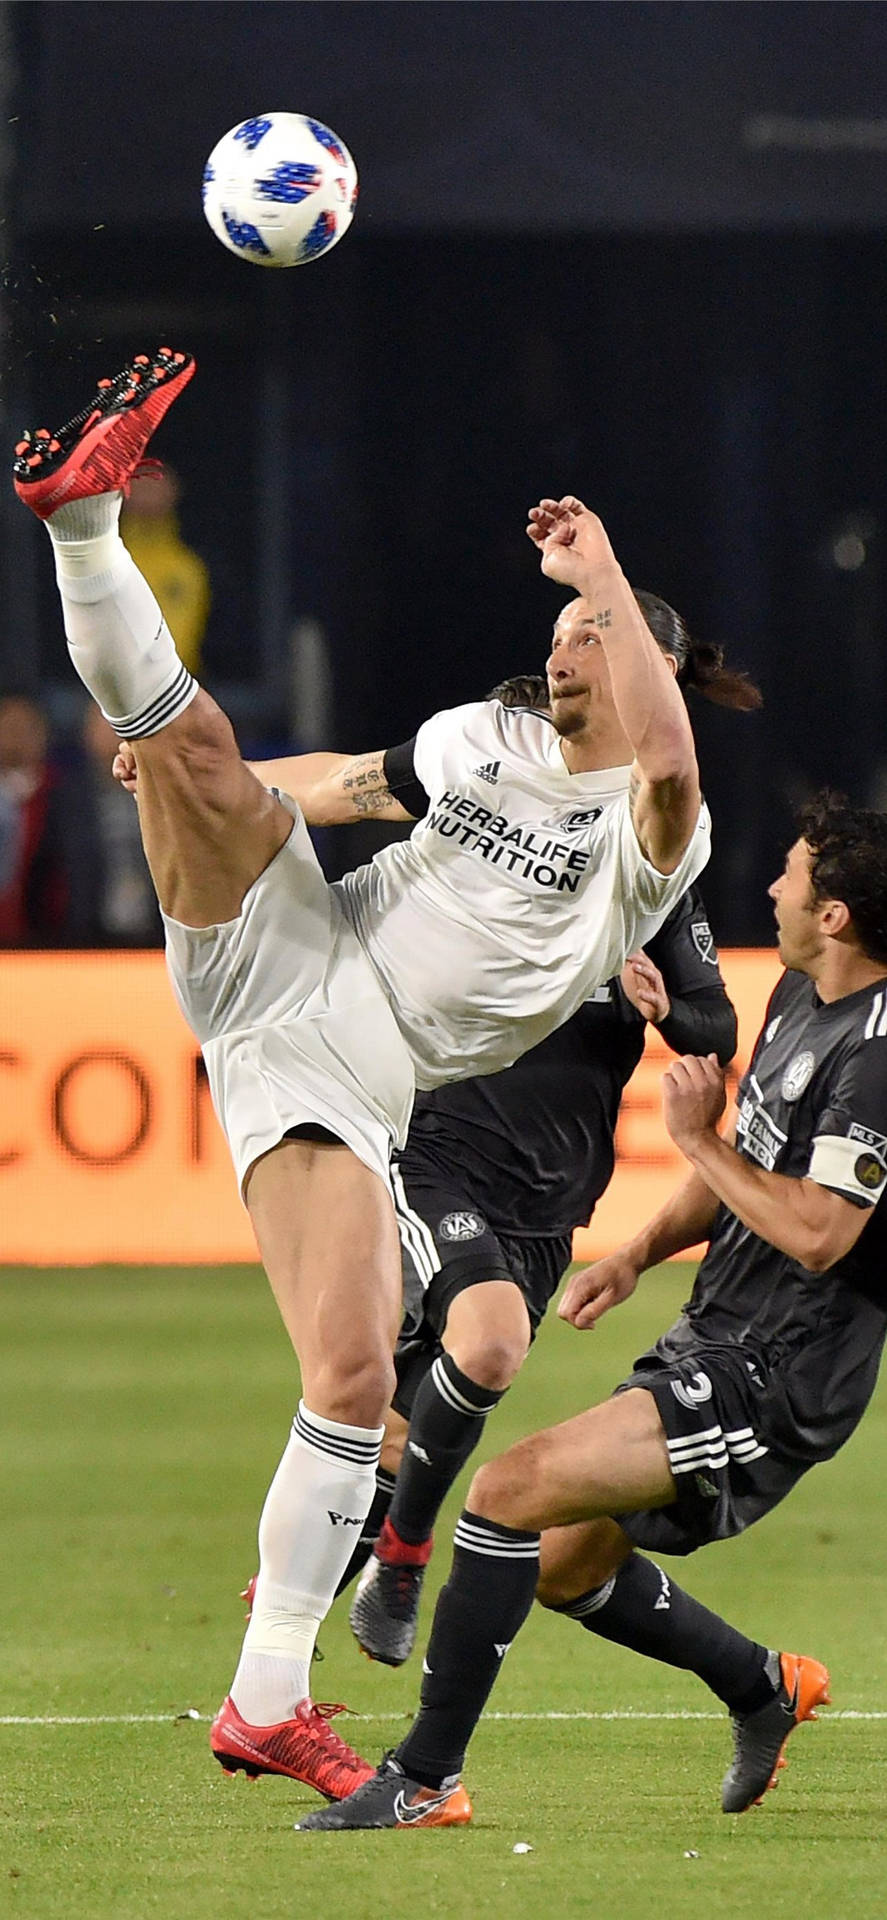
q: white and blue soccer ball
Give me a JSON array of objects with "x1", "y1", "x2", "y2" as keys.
[{"x1": 202, "y1": 112, "x2": 358, "y2": 267}]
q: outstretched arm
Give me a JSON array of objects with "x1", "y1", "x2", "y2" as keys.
[
  {"x1": 244, "y1": 750, "x2": 417, "y2": 826},
  {"x1": 114, "y1": 742, "x2": 420, "y2": 826},
  {"x1": 527, "y1": 496, "x2": 701, "y2": 872},
  {"x1": 558, "y1": 1163, "x2": 722, "y2": 1329}
]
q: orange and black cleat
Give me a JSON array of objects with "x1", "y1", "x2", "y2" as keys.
[
  {"x1": 721, "y1": 1650, "x2": 831, "y2": 1813},
  {"x1": 210, "y1": 1694, "x2": 375, "y2": 1801},
  {"x1": 295, "y1": 1751, "x2": 473, "y2": 1830},
  {"x1": 13, "y1": 348, "x2": 195, "y2": 519}
]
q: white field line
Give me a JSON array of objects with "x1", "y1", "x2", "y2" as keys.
[{"x1": 1, "y1": 1709, "x2": 885, "y2": 1727}]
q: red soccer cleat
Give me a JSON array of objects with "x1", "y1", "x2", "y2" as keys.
[
  {"x1": 210, "y1": 1694, "x2": 375, "y2": 1801},
  {"x1": 13, "y1": 348, "x2": 195, "y2": 519}
]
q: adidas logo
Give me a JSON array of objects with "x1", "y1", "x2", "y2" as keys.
[
  {"x1": 472, "y1": 759, "x2": 501, "y2": 785},
  {"x1": 494, "y1": 1642, "x2": 512, "y2": 1659},
  {"x1": 408, "y1": 1440, "x2": 432, "y2": 1465}
]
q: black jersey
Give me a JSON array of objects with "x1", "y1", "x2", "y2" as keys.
[
  {"x1": 677, "y1": 967, "x2": 887, "y2": 1464},
  {"x1": 397, "y1": 885, "x2": 735, "y2": 1236}
]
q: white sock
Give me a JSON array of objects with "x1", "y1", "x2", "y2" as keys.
[
  {"x1": 46, "y1": 493, "x2": 198, "y2": 736},
  {"x1": 230, "y1": 1403, "x2": 384, "y2": 1725}
]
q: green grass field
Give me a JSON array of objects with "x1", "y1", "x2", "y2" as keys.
[{"x1": 2, "y1": 1263, "x2": 885, "y2": 1919}]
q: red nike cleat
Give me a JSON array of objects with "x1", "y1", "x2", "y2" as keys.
[
  {"x1": 13, "y1": 348, "x2": 195, "y2": 519},
  {"x1": 210, "y1": 1694, "x2": 375, "y2": 1801}
]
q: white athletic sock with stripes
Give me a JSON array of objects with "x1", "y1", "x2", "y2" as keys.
[
  {"x1": 230, "y1": 1402, "x2": 384, "y2": 1725},
  {"x1": 46, "y1": 492, "x2": 198, "y2": 736}
]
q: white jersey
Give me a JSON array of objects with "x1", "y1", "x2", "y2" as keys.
[{"x1": 334, "y1": 700, "x2": 711, "y2": 1089}]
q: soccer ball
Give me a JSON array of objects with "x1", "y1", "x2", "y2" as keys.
[{"x1": 202, "y1": 112, "x2": 358, "y2": 268}]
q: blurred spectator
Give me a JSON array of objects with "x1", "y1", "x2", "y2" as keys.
[
  {"x1": 121, "y1": 464, "x2": 210, "y2": 677},
  {"x1": 0, "y1": 692, "x2": 70, "y2": 945},
  {"x1": 62, "y1": 706, "x2": 161, "y2": 947}
]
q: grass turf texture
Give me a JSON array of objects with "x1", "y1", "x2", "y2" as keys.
[{"x1": 1, "y1": 1264, "x2": 885, "y2": 1919}]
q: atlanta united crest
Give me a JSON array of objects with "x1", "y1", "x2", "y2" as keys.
[
  {"x1": 782, "y1": 1050, "x2": 815, "y2": 1101},
  {"x1": 438, "y1": 1209, "x2": 486, "y2": 1242}
]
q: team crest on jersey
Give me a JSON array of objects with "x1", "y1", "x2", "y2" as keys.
[
  {"x1": 853, "y1": 1151, "x2": 887, "y2": 1191},
  {"x1": 539, "y1": 806, "x2": 604, "y2": 833},
  {"x1": 438, "y1": 1209, "x2": 486, "y2": 1242},
  {"x1": 782, "y1": 1050, "x2": 815, "y2": 1102},
  {"x1": 765, "y1": 1015, "x2": 782, "y2": 1044},
  {"x1": 690, "y1": 920, "x2": 717, "y2": 965}
]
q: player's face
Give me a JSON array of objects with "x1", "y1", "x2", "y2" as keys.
[
  {"x1": 768, "y1": 840, "x2": 824, "y2": 971},
  {"x1": 545, "y1": 597, "x2": 612, "y2": 736}
]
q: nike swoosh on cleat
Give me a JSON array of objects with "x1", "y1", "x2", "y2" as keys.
[{"x1": 393, "y1": 1788, "x2": 454, "y2": 1824}]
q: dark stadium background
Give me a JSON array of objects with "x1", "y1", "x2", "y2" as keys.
[{"x1": 1, "y1": 0, "x2": 886, "y2": 939}]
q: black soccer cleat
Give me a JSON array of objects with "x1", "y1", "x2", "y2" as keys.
[
  {"x1": 13, "y1": 348, "x2": 195, "y2": 519},
  {"x1": 294, "y1": 1751, "x2": 472, "y2": 1830},
  {"x1": 348, "y1": 1549, "x2": 429, "y2": 1667},
  {"x1": 721, "y1": 1650, "x2": 831, "y2": 1813}
]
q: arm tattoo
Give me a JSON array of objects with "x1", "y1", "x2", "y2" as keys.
[
  {"x1": 593, "y1": 607, "x2": 613, "y2": 630},
  {"x1": 342, "y1": 751, "x2": 396, "y2": 817}
]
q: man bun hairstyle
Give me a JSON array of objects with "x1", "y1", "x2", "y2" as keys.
[{"x1": 633, "y1": 590, "x2": 763, "y2": 713}]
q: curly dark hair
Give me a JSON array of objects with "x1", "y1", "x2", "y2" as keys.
[
  {"x1": 633, "y1": 591, "x2": 763, "y2": 713},
  {"x1": 798, "y1": 791, "x2": 887, "y2": 966}
]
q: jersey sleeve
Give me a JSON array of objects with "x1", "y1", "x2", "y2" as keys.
[
  {"x1": 413, "y1": 702, "x2": 487, "y2": 800},
  {"x1": 645, "y1": 886, "x2": 726, "y2": 997},
  {"x1": 642, "y1": 887, "x2": 737, "y2": 1063},
  {"x1": 806, "y1": 1036, "x2": 887, "y2": 1208},
  {"x1": 618, "y1": 796, "x2": 712, "y2": 924}
]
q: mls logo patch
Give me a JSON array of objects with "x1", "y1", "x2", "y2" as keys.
[
  {"x1": 691, "y1": 920, "x2": 717, "y2": 965},
  {"x1": 782, "y1": 1051, "x2": 815, "y2": 1102},
  {"x1": 438, "y1": 1209, "x2": 486, "y2": 1242},
  {"x1": 765, "y1": 1015, "x2": 782, "y2": 1044}
]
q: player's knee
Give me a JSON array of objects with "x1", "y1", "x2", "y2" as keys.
[
  {"x1": 467, "y1": 1448, "x2": 536, "y2": 1529},
  {"x1": 535, "y1": 1567, "x2": 571, "y2": 1609},
  {"x1": 307, "y1": 1348, "x2": 397, "y2": 1432},
  {"x1": 445, "y1": 1284, "x2": 531, "y2": 1391},
  {"x1": 449, "y1": 1326, "x2": 528, "y2": 1391}
]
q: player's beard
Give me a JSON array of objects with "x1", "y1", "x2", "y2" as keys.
[{"x1": 549, "y1": 692, "x2": 587, "y2": 738}]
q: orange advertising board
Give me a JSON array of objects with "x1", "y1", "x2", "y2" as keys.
[{"x1": 0, "y1": 949, "x2": 782, "y2": 1266}]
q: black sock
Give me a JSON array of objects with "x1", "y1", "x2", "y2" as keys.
[
  {"x1": 396, "y1": 1509, "x2": 540, "y2": 1787},
  {"x1": 387, "y1": 1354, "x2": 506, "y2": 1546},
  {"x1": 559, "y1": 1553, "x2": 776, "y2": 1712},
  {"x1": 333, "y1": 1468, "x2": 396, "y2": 1598}
]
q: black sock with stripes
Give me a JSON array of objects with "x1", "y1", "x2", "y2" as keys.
[
  {"x1": 557, "y1": 1552, "x2": 776, "y2": 1712},
  {"x1": 395, "y1": 1510, "x2": 540, "y2": 1787},
  {"x1": 387, "y1": 1354, "x2": 506, "y2": 1547},
  {"x1": 332, "y1": 1467, "x2": 396, "y2": 1597}
]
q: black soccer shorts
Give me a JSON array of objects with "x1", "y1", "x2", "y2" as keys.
[
  {"x1": 390, "y1": 1163, "x2": 571, "y2": 1420},
  {"x1": 612, "y1": 1333, "x2": 810, "y2": 1557}
]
